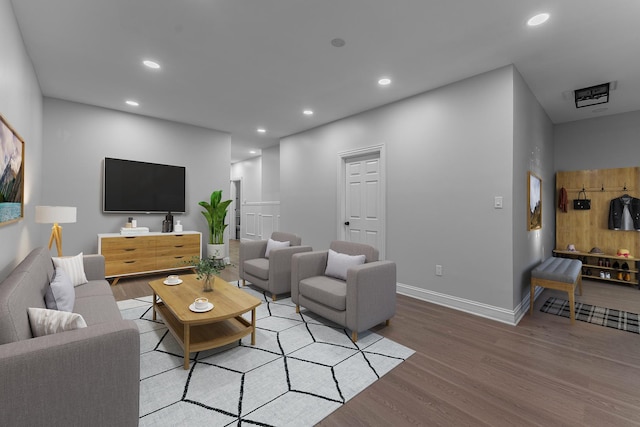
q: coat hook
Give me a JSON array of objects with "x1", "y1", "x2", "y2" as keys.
[
  {"x1": 624, "y1": 183, "x2": 627, "y2": 191},
  {"x1": 601, "y1": 183, "x2": 605, "y2": 192}
]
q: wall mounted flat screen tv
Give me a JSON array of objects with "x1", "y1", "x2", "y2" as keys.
[{"x1": 103, "y1": 157, "x2": 186, "y2": 213}]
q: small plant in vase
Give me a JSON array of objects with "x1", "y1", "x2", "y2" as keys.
[{"x1": 187, "y1": 256, "x2": 226, "y2": 292}]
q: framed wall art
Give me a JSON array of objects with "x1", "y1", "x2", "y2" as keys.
[
  {"x1": 0, "y1": 114, "x2": 25, "y2": 226},
  {"x1": 527, "y1": 171, "x2": 542, "y2": 231}
]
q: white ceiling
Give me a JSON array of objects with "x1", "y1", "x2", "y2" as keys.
[{"x1": 10, "y1": 0, "x2": 640, "y2": 163}]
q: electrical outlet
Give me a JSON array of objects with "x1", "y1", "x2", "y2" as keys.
[{"x1": 436, "y1": 264, "x2": 443, "y2": 276}]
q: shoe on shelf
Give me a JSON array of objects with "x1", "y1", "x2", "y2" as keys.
[
  {"x1": 605, "y1": 259, "x2": 611, "y2": 268},
  {"x1": 600, "y1": 271, "x2": 606, "y2": 278},
  {"x1": 613, "y1": 261, "x2": 620, "y2": 269},
  {"x1": 622, "y1": 262, "x2": 629, "y2": 270},
  {"x1": 605, "y1": 272, "x2": 611, "y2": 279},
  {"x1": 617, "y1": 272, "x2": 624, "y2": 280},
  {"x1": 586, "y1": 269, "x2": 592, "y2": 276},
  {"x1": 624, "y1": 272, "x2": 631, "y2": 281}
]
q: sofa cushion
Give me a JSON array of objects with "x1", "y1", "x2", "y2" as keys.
[
  {"x1": 74, "y1": 280, "x2": 117, "y2": 299},
  {"x1": 44, "y1": 267, "x2": 75, "y2": 312},
  {"x1": 73, "y1": 295, "x2": 123, "y2": 326},
  {"x1": 325, "y1": 249, "x2": 365, "y2": 281},
  {"x1": 244, "y1": 258, "x2": 270, "y2": 280},
  {"x1": 265, "y1": 238, "x2": 290, "y2": 258},
  {"x1": 52, "y1": 253, "x2": 88, "y2": 286},
  {"x1": 27, "y1": 307, "x2": 87, "y2": 337},
  {"x1": 299, "y1": 276, "x2": 347, "y2": 311}
]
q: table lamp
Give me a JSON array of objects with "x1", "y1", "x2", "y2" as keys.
[{"x1": 35, "y1": 206, "x2": 77, "y2": 257}]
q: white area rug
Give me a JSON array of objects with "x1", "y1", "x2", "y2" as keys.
[{"x1": 118, "y1": 282, "x2": 414, "y2": 426}]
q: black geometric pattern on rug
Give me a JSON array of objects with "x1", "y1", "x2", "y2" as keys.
[
  {"x1": 118, "y1": 281, "x2": 414, "y2": 427},
  {"x1": 540, "y1": 297, "x2": 639, "y2": 334}
]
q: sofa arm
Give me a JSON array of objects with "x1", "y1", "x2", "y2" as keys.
[
  {"x1": 346, "y1": 260, "x2": 397, "y2": 333},
  {"x1": 0, "y1": 320, "x2": 140, "y2": 426},
  {"x1": 291, "y1": 251, "x2": 329, "y2": 303},
  {"x1": 239, "y1": 240, "x2": 268, "y2": 278},
  {"x1": 269, "y1": 245, "x2": 313, "y2": 295},
  {"x1": 83, "y1": 254, "x2": 105, "y2": 281}
]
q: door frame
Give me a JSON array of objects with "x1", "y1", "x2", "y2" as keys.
[{"x1": 336, "y1": 144, "x2": 386, "y2": 260}]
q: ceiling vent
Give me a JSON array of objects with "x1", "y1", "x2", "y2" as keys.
[
  {"x1": 562, "y1": 81, "x2": 617, "y2": 109},
  {"x1": 575, "y1": 83, "x2": 610, "y2": 108}
]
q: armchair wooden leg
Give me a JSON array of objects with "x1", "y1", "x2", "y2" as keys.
[
  {"x1": 351, "y1": 331, "x2": 358, "y2": 342},
  {"x1": 295, "y1": 305, "x2": 300, "y2": 313},
  {"x1": 241, "y1": 279, "x2": 245, "y2": 287},
  {"x1": 272, "y1": 294, "x2": 277, "y2": 301},
  {"x1": 385, "y1": 319, "x2": 390, "y2": 326}
]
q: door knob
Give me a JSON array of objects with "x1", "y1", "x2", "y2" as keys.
[{"x1": 344, "y1": 221, "x2": 350, "y2": 226}]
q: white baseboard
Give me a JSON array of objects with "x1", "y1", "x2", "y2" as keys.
[{"x1": 396, "y1": 282, "x2": 542, "y2": 326}]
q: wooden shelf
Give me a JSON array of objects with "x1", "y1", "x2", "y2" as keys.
[{"x1": 553, "y1": 249, "x2": 638, "y2": 287}]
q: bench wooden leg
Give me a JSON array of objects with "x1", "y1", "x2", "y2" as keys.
[
  {"x1": 577, "y1": 275, "x2": 583, "y2": 296},
  {"x1": 568, "y1": 287, "x2": 576, "y2": 324}
]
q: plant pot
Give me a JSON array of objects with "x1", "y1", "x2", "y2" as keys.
[{"x1": 207, "y1": 243, "x2": 225, "y2": 260}]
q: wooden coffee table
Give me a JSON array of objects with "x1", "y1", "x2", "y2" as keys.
[{"x1": 148, "y1": 274, "x2": 261, "y2": 369}]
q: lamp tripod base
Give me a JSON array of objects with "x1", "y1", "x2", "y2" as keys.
[{"x1": 48, "y1": 223, "x2": 64, "y2": 257}]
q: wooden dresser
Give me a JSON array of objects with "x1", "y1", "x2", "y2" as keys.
[{"x1": 98, "y1": 231, "x2": 201, "y2": 285}]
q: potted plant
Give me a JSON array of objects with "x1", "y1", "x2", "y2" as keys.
[
  {"x1": 199, "y1": 190, "x2": 232, "y2": 259},
  {"x1": 187, "y1": 256, "x2": 226, "y2": 292}
]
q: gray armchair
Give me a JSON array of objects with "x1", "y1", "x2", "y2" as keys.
[
  {"x1": 291, "y1": 241, "x2": 396, "y2": 342},
  {"x1": 240, "y1": 231, "x2": 312, "y2": 300}
]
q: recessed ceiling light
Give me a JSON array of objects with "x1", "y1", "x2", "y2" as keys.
[
  {"x1": 143, "y1": 60, "x2": 161, "y2": 69},
  {"x1": 125, "y1": 100, "x2": 139, "y2": 107},
  {"x1": 249, "y1": 150, "x2": 257, "y2": 154},
  {"x1": 331, "y1": 38, "x2": 346, "y2": 47},
  {"x1": 303, "y1": 110, "x2": 314, "y2": 116},
  {"x1": 527, "y1": 13, "x2": 550, "y2": 26},
  {"x1": 378, "y1": 77, "x2": 392, "y2": 86},
  {"x1": 257, "y1": 128, "x2": 266, "y2": 133}
]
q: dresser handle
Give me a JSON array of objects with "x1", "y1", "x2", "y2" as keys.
[
  {"x1": 124, "y1": 248, "x2": 136, "y2": 251},
  {"x1": 174, "y1": 245, "x2": 184, "y2": 248},
  {"x1": 124, "y1": 260, "x2": 136, "y2": 264}
]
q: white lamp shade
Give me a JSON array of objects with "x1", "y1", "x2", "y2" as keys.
[{"x1": 35, "y1": 206, "x2": 77, "y2": 224}]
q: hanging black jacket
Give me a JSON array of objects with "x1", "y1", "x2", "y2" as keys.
[{"x1": 608, "y1": 195, "x2": 640, "y2": 230}]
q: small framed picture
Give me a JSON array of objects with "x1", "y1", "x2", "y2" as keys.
[{"x1": 528, "y1": 171, "x2": 542, "y2": 230}]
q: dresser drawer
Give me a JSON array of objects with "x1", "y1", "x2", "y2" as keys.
[
  {"x1": 101, "y1": 236, "x2": 155, "y2": 254},
  {"x1": 105, "y1": 258, "x2": 157, "y2": 276}
]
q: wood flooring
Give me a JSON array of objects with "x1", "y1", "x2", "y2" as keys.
[{"x1": 112, "y1": 240, "x2": 640, "y2": 426}]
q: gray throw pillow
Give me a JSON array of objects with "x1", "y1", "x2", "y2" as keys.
[
  {"x1": 265, "y1": 238, "x2": 290, "y2": 258},
  {"x1": 324, "y1": 249, "x2": 366, "y2": 280},
  {"x1": 45, "y1": 267, "x2": 75, "y2": 312}
]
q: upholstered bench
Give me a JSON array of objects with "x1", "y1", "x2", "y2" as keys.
[{"x1": 530, "y1": 257, "x2": 583, "y2": 323}]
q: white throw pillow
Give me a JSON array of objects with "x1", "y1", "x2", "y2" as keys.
[
  {"x1": 265, "y1": 239, "x2": 290, "y2": 258},
  {"x1": 52, "y1": 253, "x2": 88, "y2": 286},
  {"x1": 45, "y1": 267, "x2": 75, "y2": 312},
  {"x1": 324, "y1": 249, "x2": 366, "y2": 280},
  {"x1": 27, "y1": 307, "x2": 87, "y2": 337}
]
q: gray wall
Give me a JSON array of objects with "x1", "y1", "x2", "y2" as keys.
[
  {"x1": 0, "y1": 0, "x2": 44, "y2": 280},
  {"x1": 261, "y1": 145, "x2": 280, "y2": 202},
  {"x1": 41, "y1": 98, "x2": 231, "y2": 255},
  {"x1": 512, "y1": 69, "x2": 555, "y2": 310},
  {"x1": 555, "y1": 110, "x2": 640, "y2": 172},
  {"x1": 281, "y1": 66, "x2": 524, "y2": 316}
]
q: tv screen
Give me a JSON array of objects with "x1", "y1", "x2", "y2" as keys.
[{"x1": 103, "y1": 158, "x2": 186, "y2": 213}]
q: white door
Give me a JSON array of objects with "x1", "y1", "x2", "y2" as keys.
[{"x1": 343, "y1": 151, "x2": 384, "y2": 257}]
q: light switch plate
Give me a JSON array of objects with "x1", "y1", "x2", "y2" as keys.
[{"x1": 494, "y1": 196, "x2": 503, "y2": 209}]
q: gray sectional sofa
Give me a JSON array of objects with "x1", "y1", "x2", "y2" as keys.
[{"x1": 0, "y1": 247, "x2": 140, "y2": 426}]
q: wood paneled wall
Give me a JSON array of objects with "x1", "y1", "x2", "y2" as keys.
[{"x1": 556, "y1": 167, "x2": 640, "y2": 256}]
